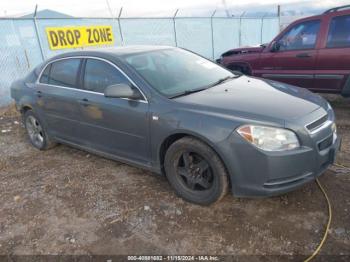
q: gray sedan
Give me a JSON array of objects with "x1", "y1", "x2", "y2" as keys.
[{"x1": 11, "y1": 46, "x2": 341, "y2": 205}]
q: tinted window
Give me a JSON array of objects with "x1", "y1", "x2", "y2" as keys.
[
  {"x1": 277, "y1": 20, "x2": 320, "y2": 51},
  {"x1": 327, "y1": 15, "x2": 350, "y2": 48},
  {"x1": 39, "y1": 64, "x2": 51, "y2": 84},
  {"x1": 49, "y1": 59, "x2": 81, "y2": 88},
  {"x1": 122, "y1": 49, "x2": 236, "y2": 97},
  {"x1": 83, "y1": 59, "x2": 129, "y2": 93}
]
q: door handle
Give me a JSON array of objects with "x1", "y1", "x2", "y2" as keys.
[
  {"x1": 36, "y1": 90, "x2": 42, "y2": 98},
  {"x1": 78, "y1": 98, "x2": 90, "y2": 107},
  {"x1": 296, "y1": 53, "x2": 312, "y2": 58}
]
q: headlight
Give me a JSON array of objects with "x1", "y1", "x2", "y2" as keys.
[
  {"x1": 331, "y1": 123, "x2": 337, "y2": 134},
  {"x1": 237, "y1": 125, "x2": 300, "y2": 151},
  {"x1": 327, "y1": 102, "x2": 333, "y2": 111}
]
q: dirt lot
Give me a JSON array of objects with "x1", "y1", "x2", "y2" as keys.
[{"x1": 0, "y1": 95, "x2": 349, "y2": 260}]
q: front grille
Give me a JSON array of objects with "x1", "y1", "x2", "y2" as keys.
[
  {"x1": 318, "y1": 134, "x2": 333, "y2": 151},
  {"x1": 306, "y1": 114, "x2": 328, "y2": 132}
]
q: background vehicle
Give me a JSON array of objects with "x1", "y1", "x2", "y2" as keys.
[
  {"x1": 218, "y1": 5, "x2": 350, "y2": 97},
  {"x1": 11, "y1": 46, "x2": 340, "y2": 205}
]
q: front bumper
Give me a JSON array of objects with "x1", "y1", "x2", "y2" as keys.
[
  {"x1": 261, "y1": 135, "x2": 340, "y2": 197},
  {"x1": 221, "y1": 120, "x2": 341, "y2": 197}
]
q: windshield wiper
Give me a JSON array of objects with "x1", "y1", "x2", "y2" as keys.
[
  {"x1": 207, "y1": 76, "x2": 237, "y2": 88},
  {"x1": 169, "y1": 75, "x2": 239, "y2": 99},
  {"x1": 169, "y1": 87, "x2": 208, "y2": 99}
]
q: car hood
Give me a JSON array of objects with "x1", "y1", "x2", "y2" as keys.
[
  {"x1": 174, "y1": 76, "x2": 327, "y2": 125},
  {"x1": 223, "y1": 46, "x2": 264, "y2": 56}
]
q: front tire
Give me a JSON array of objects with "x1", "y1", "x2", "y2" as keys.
[
  {"x1": 23, "y1": 110, "x2": 56, "y2": 150},
  {"x1": 164, "y1": 137, "x2": 229, "y2": 205}
]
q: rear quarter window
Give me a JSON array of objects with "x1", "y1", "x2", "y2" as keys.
[
  {"x1": 39, "y1": 64, "x2": 51, "y2": 84},
  {"x1": 50, "y1": 59, "x2": 81, "y2": 88},
  {"x1": 24, "y1": 66, "x2": 42, "y2": 83},
  {"x1": 40, "y1": 58, "x2": 82, "y2": 88}
]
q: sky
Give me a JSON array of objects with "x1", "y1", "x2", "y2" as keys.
[{"x1": 1, "y1": 0, "x2": 350, "y2": 17}]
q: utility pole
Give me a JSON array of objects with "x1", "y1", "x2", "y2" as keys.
[
  {"x1": 221, "y1": 0, "x2": 231, "y2": 17},
  {"x1": 239, "y1": 11, "x2": 246, "y2": 47},
  {"x1": 277, "y1": 5, "x2": 281, "y2": 31},
  {"x1": 173, "y1": 9, "x2": 179, "y2": 47},
  {"x1": 261, "y1": 13, "x2": 267, "y2": 44},
  {"x1": 211, "y1": 9, "x2": 217, "y2": 60},
  {"x1": 106, "y1": 0, "x2": 115, "y2": 18}
]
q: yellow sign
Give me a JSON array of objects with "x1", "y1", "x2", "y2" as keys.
[{"x1": 46, "y1": 25, "x2": 114, "y2": 50}]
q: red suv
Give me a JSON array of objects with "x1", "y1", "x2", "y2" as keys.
[{"x1": 218, "y1": 5, "x2": 350, "y2": 97}]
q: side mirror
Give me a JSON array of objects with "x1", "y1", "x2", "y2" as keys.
[
  {"x1": 270, "y1": 41, "x2": 281, "y2": 52},
  {"x1": 104, "y1": 83, "x2": 143, "y2": 100}
]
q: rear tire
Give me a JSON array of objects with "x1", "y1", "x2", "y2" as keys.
[
  {"x1": 164, "y1": 137, "x2": 229, "y2": 205},
  {"x1": 23, "y1": 110, "x2": 57, "y2": 150}
]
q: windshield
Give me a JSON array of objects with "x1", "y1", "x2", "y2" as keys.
[{"x1": 121, "y1": 48, "x2": 237, "y2": 98}]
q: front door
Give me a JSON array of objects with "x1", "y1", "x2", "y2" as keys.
[
  {"x1": 78, "y1": 58, "x2": 150, "y2": 164},
  {"x1": 262, "y1": 19, "x2": 321, "y2": 89}
]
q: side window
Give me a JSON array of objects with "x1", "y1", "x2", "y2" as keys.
[
  {"x1": 39, "y1": 64, "x2": 51, "y2": 84},
  {"x1": 83, "y1": 59, "x2": 129, "y2": 93},
  {"x1": 49, "y1": 59, "x2": 81, "y2": 88},
  {"x1": 277, "y1": 20, "x2": 321, "y2": 51},
  {"x1": 327, "y1": 15, "x2": 350, "y2": 48}
]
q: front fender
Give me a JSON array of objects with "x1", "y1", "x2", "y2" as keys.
[{"x1": 150, "y1": 107, "x2": 240, "y2": 174}]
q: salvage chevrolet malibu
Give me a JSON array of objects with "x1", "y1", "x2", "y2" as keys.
[{"x1": 11, "y1": 46, "x2": 341, "y2": 205}]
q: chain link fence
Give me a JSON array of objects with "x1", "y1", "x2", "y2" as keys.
[{"x1": 0, "y1": 16, "x2": 279, "y2": 106}]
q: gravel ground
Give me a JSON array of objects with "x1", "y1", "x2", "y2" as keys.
[{"x1": 0, "y1": 95, "x2": 349, "y2": 260}]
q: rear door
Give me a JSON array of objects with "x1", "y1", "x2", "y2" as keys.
[
  {"x1": 36, "y1": 58, "x2": 84, "y2": 143},
  {"x1": 262, "y1": 19, "x2": 321, "y2": 89},
  {"x1": 78, "y1": 58, "x2": 150, "y2": 164},
  {"x1": 314, "y1": 14, "x2": 350, "y2": 93}
]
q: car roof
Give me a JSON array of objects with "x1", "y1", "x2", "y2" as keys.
[
  {"x1": 288, "y1": 7, "x2": 350, "y2": 25},
  {"x1": 50, "y1": 45, "x2": 175, "y2": 60}
]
